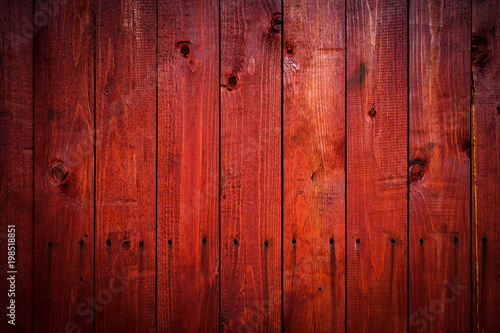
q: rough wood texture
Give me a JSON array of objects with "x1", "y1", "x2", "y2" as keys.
[
  {"x1": 409, "y1": 0, "x2": 471, "y2": 332},
  {"x1": 96, "y1": 0, "x2": 156, "y2": 331},
  {"x1": 3, "y1": 1, "x2": 500, "y2": 331},
  {"x1": 220, "y1": 0, "x2": 282, "y2": 331},
  {"x1": 0, "y1": 0, "x2": 33, "y2": 331},
  {"x1": 346, "y1": 0, "x2": 408, "y2": 331},
  {"x1": 33, "y1": 0, "x2": 94, "y2": 331},
  {"x1": 472, "y1": 0, "x2": 500, "y2": 331},
  {"x1": 282, "y1": 0, "x2": 345, "y2": 331},
  {"x1": 157, "y1": 0, "x2": 219, "y2": 331}
]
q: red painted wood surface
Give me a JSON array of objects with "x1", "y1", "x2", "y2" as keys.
[
  {"x1": 409, "y1": 0, "x2": 471, "y2": 332},
  {"x1": 219, "y1": 0, "x2": 282, "y2": 331},
  {"x1": 157, "y1": 0, "x2": 219, "y2": 331},
  {"x1": 1, "y1": 0, "x2": 499, "y2": 332},
  {"x1": 96, "y1": 0, "x2": 156, "y2": 331},
  {"x1": 33, "y1": 0, "x2": 95, "y2": 331},
  {"x1": 0, "y1": 0, "x2": 33, "y2": 332},
  {"x1": 346, "y1": 0, "x2": 408, "y2": 331},
  {"x1": 283, "y1": 0, "x2": 345, "y2": 331},
  {"x1": 472, "y1": 0, "x2": 500, "y2": 331}
]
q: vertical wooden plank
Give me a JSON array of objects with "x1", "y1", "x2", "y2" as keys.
[
  {"x1": 157, "y1": 0, "x2": 219, "y2": 331},
  {"x1": 0, "y1": 0, "x2": 33, "y2": 331},
  {"x1": 472, "y1": 0, "x2": 500, "y2": 331},
  {"x1": 220, "y1": 0, "x2": 282, "y2": 331},
  {"x1": 346, "y1": 0, "x2": 408, "y2": 331},
  {"x1": 282, "y1": 0, "x2": 345, "y2": 331},
  {"x1": 409, "y1": 0, "x2": 471, "y2": 332},
  {"x1": 96, "y1": 0, "x2": 156, "y2": 331},
  {"x1": 34, "y1": 0, "x2": 94, "y2": 331}
]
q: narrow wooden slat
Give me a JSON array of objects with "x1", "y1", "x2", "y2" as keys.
[
  {"x1": 472, "y1": 0, "x2": 500, "y2": 331},
  {"x1": 157, "y1": 0, "x2": 219, "y2": 331},
  {"x1": 346, "y1": 0, "x2": 408, "y2": 331},
  {"x1": 0, "y1": 0, "x2": 33, "y2": 331},
  {"x1": 34, "y1": 0, "x2": 94, "y2": 331},
  {"x1": 96, "y1": 0, "x2": 156, "y2": 331},
  {"x1": 220, "y1": 0, "x2": 282, "y2": 331},
  {"x1": 282, "y1": 0, "x2": 345, "y2": 331},
  {"x1": 409, "y1": 0, "x2": 471, "y2": 332}
]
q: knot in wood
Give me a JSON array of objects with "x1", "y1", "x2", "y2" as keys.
[
  {"x1": 409, "y1": 164, "x2": 424, "y2": 182},
  {"x1": 472, "y1": 34, "x2": 489, "y2": 67},
  {"x1": 50, "y1": 163, "x2": 68, "y2": 185},
  {"x1": 368, "y1": 107, "x2": 377, "y2": 118},
  {"x1": 121, "y1": 239, "x2": 131, "y2": 250},
  {"x1": 271, "y1": 14, "x2": 282, "y2": 32},
  {"x1": 178, "y1": 43, "x2": 191, "y2": 58},
  {"x1": 227, "y1": 75, "x2": 239, "y2": 90}
]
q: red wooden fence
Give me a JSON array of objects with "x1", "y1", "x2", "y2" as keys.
[{"x1": 0, "y1": 0, "x2": 499, "y2": 332}]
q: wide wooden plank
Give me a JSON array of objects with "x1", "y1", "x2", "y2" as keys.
[
  {"x1": 33, "y1": 0, "x2": 94, "y2": 331},
  {"x1": 220, "y1": 0, "x2": 282, "y2": 331},
  {"x1": 346, "y1": 0, "x2": 408, "y2": 331},
  {"x1": 0, "y1": 0, "x2": 33, "y2": 331},
  {"x1": 282, "y1": 0, "x2": 345, "y2": 331},
  {"x1": 409, "y1": 0, "x2": 471, "y2": 332},
  {"x1": 472, "y1": 0, "x2": 500, "y2": 331},
  {"x1": 95, "y1": 0, "x2": 156, "y2": 331},
  {"x1": 157, "y1": 0, "x2": 219, "y2": 331}
]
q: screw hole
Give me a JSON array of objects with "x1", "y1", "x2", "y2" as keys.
[
  {"x1": 419, "y1": 239, "x2": 424, "y2": 245},
  {"x1": 391, "y1": 238, "x2": 395, "y2": 244},
  {"x1": 168, "y1": 239, "x2": 172, "y2": 246},
  {"x1": 79, "y1": 239, "x2": 84, "y2": 246},
  {"x1": 453, "y1": 237, "x2": 458, "y2": 243},
  {"x1": 264, "y1": 240, "x2": 269, "y2": 247},
  {"x1": 106, "y1": 239, "x2": 111, "y2": 246},
  {"x1": 482, "y1": 237, "x2": 487, "y2": 244},
  {"x1": 202, "y1": 237, "x2": 207, "y2": 244},
  {"x1": 356, "y1": 239, "x2": 360, "y2": 244},
  {"x1": 292, "y1": 238, "x2": 296, "y2": 245},
  {"x1": 48, "y1": 241, "x2": 53, "y2": 248},
  {"x1": 233, "y1": 239, "x2": 238, "y2": 245},
  {"x1": 139, "y1": 241, "x2": 144, "y2": 247},
  {"x1": 329, "y1": 238, "x2": 334, "y2": 245}
]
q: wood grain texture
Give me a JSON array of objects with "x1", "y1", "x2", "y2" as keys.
[
  {"x1": 34, "y1": 0, "x2": 94, "y2": 331},
  {"x1": 96, "y1": 0, "x2": 156, "y2": 331},
  {"x1": 220, "y1": 0, "x2": 282, "y2": 331},
  {"x1": 0, "y1": 0, "x2": 33, "y2": 331},
  {"x1": 157, "y1": 0, "x2": 219, "y2": 331},
  {"x1": 346, "y1": 0, "x2": 408, "y2": 331},
  {"x1": 409, "y1": 0, "x2": 471, "y2": 332},
  {"x1": 472, "y1": 0, "x2": 500, "y2": 331},
  {"x1": 3, "y1": 2, "x2": 500, "y2": 330},
  {"x1": 282, "y1": 0, "x2": 345, "y2": 331}
]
